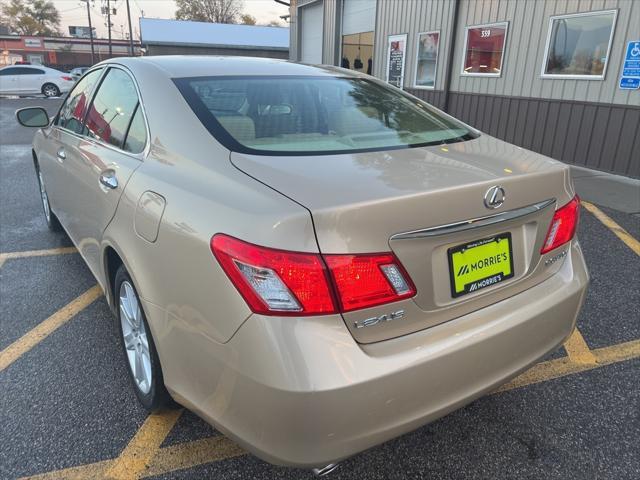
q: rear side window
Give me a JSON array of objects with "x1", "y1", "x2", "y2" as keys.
[
  {"x1": 123, "y1": 105, "x2": 147, "y2": 153},
  {"x1": 14, "y1": 67, "x2": 45, "y2": 75},
  {"x1": 85, "y1": 68, "x2": 140, "y2": 149},
  {"x1": 56, "y1": 68, "x2": 102, "y2": 133}
]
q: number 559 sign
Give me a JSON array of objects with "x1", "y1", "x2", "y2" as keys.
[{"x1": 619, "y1": 41, "x2": 640, "y2": 90}]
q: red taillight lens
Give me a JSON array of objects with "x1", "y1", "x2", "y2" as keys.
[
  {"x1": 211, "y1": 234, "x2": 416, "y2": 316},
  {"x1": 540, "y1": 196, "x2": 580, "y2": 254},
  {"x1": 324, "y1": 254, "x2": 416, "y2": 312},
  {"x1": 61, "y1": 76, "x2": 73, "y2": 81},
  {"x1": 211, "y1": 234, "x2": 337, "y2": 316}
]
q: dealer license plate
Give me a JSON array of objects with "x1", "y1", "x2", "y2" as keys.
[{"x1": 447, "y1": 233, "x2": 514, "y2": 298}]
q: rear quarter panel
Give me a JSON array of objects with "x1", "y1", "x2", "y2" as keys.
[{"x1": 101, "y1": 63, "x2": 319, "y2": 397}]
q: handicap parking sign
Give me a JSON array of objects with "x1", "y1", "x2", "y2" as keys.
[{"x1": 619, "y1": 41, "x2": 640, "y2": 90}]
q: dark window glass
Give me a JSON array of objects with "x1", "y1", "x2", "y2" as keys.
[
  {"x1": 56, "y1": 68, "x2": 102, "y2": 133},
  {"x1": 123, "y1": 105, "x2": 147, "y2": 153},
  {"x1": 15, "y1": 67, "x2": 45, "y2": 75},
  {"x1": 463, "y1": 24, "x2": 508, "y2": 75},
  {"x1": 0, "y1": 67, "x2": 44, "y2": 75},
  {"x1": 0, "y1": 67, "x2": 19, "y2": 76},
  {"x1": 84, "y1": 68, "x2": 139, "y2": 148},
  {"x1": 544, "y1": 12, "x2": 616, "y2": 77},
  {"x1": 175, "y1": 76, "x2": 476, "y2": 156}
]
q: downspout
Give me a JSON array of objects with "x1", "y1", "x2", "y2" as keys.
[{"x1": 442, "y1": 0, "x2": 460, "y2": 113}]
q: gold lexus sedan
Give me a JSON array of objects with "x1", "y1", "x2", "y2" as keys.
[{"x1": 16, "y1": 56, "x2": 588, "y2": 473}]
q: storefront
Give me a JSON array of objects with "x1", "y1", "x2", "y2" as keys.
[{"x1": 288, "y1": 0, "x2": 639, "y2": 177}]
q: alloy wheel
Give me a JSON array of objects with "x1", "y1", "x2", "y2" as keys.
[
  {"x1": 119, "y1": 281, "x2": 152, "y2": 394},
  {"x1": 43, "y1": 85, "x2": 58, "y2": 97}
]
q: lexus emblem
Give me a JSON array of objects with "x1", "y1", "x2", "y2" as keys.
[{"x1": 484, "y1": 186, "x2": 505, "y2": 209}]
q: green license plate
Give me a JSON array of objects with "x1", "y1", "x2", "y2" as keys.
[{"x1": 447, "y1": 233, "x2": 514, "y2": 298}]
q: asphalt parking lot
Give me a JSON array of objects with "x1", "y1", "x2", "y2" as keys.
[{"x1": 1, "y1": 97, "x2": 639, "y2": 480}]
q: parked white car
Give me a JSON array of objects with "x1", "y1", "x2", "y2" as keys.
[{"x1": 0, "y1": 65, "x2": 75, "y2": 97}]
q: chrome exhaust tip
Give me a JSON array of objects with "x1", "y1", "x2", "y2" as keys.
[{"x1": 312, "y1": 463, "x2": 340, "y2": 476}]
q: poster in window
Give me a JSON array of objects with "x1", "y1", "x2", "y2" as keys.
[
  {"x1": 415, "y1": 31, "x2": 440, "y2": 88},
  {"x1": 462, "y1": 23, "x2": 508, "y2": 76},
  {"x1": 386, "y1": 34, "x2": 407, "y2": 88}
]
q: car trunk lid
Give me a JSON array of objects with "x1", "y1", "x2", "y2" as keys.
[{"x1": 230, "y1": 135, "x2": 575, "y2": 343}]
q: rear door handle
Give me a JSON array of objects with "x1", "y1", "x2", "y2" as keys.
[
  {"x1": 99, "y1": 170, "x2": 118, "y2": 190},
  {"x1": 56, "y1": 148, "x2": 66, "y2": 162}
]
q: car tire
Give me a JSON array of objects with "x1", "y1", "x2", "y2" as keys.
[
  {"x1": 42, "y1": 83, "x2": 60, "y2": 97},
  {"x1": 35, "y1": 167, "x2": 63, "y2": 232},
  {"x1": 115, "y1": 266, "x2": 173, "y2": 411}
]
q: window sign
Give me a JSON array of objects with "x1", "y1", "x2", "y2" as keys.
[
  {"x1": 619, "y1": 40, "x2": 640, "y2": 90},
  {"x1": 386, "y1": 34, "x2": 407, "y2": 88},
  {"x1": 462, "y1": 22, "x2": 508, "y2": 76},
  {"x1": 542, "y1": 10, "x2": 617, "y2": 79},
  {"x1": 24, "y1": 38, "x2": 42, "y2": 48},
  {"x1": 414, "y1": 31, "x2": 440, "y2": 88}
]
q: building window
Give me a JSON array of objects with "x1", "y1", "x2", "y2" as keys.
[
  {"x1": 461, "y1": 22, "x2": 508, "y2": 76},
  {"x1": 341, "y1": 31, "x2": 374, "y2": 74},
  {"x1": 542, "y1": 10, "x2": 617, "y2": 79},
  {"x1": 414, "y1": 31, "x2": 440, "y2": 89}
]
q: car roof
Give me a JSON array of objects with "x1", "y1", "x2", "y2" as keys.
[{"x1": 102, "y1": 55, "x2": 352, "y2": 79}]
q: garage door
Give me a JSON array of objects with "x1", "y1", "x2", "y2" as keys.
[
  {"x1": 300, "y1": 1, "x2": 323, "y2": 64},
  {"x1": 342, "y1": 0, "x2": 376, "y2": 36}
]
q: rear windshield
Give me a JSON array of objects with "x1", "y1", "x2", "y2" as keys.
[{"x1": 174, "y1": 75, "x2": 477, "y2": 156}]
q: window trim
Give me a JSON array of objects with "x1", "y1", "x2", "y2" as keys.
[
  {"x1": 460, "y1": 21, "x2": 509, "y2": 78},
  {"x1": 413, "y1": 30, "x2": 441, "y2": 90},
  {"x1": 540, "y1": 9, "x2": 618, "y2": 81}
]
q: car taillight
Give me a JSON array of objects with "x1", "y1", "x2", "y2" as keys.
[
  {"x1": 61, "y1": 76, "x2": 73, "y2": 81},
  {"x1": 540, "y1": 195, "x2": 580, "y2": 254},
  {"x1": 324, "y1": 254, "x2": 415, "y2": 312},
  {"x1": 211, "y1": 234, "x2": 337, "y2": 316},
  {"x1": 211, "y1": 234, "x2": 416, "y2": 316}
]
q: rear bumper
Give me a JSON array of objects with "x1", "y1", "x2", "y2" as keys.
[{"x1": 173, "y1": 240, "x2": 589, "y2": 468}]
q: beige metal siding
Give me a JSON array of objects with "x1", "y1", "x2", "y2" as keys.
[
  {"x1": 289, "y1": 0, "x2": 298, "y2": 60},
  {"x1": 373, "y1": 0, "x2": 455, "y2": 90},
  {"x1": 450, "y1": 0, "x2": 640, "y2": 106},
  {"x1": 323, "y1": 0, "x2": 339, "y2": 64}
]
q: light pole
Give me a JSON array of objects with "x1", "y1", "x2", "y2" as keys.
[
  {"x1": 106, "y1": 0, "x2": 112, "y2": 56},
  {"x1": 125, "y1": 0, "x2": 134, "y2": 56},
  {"x1": 83, "y1": 0, "x2": 95, "y2": 64}
]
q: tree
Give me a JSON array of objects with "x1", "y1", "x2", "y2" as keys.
[
  {"x1": 0, "y1": 0, "x2": 61, "y2": 36},
  {"x1": 265, "y1": 19, "x2": 283, "y2": 27},
  {"x1": 175, "y1": 0, "x2": 243, "y2": 24},
  {"x1": 239, "y1": 13, "x2": 256, "y2": 25}
]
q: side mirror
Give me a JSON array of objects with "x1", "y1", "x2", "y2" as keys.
[{"x1": 16, "y1": 107, "x2": 50, "y2": 128}]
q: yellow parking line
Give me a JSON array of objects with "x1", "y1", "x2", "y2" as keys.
[
  {"x1": 497, "y1": 338, "x2": 640, "y2": 392},
  {"x1": 105, "y1": 409, "x2": 183, "y2": 479},
  {"x1": 142, "y1": 435, "x2": 245, "y2": 478},
  {"x1": 563, "y1": 329, "x2": 597, "y2": 365},
  {"x1": 20, "y1": 338, "x2": 640, "y2": 480},
  {"x1": 0, "y1": 285, "x2": 102, "y2": 372},
  {"x1": 582, "y1": 201, "x2": 640, "y2": 256},
  {"x1": 0, "y1": 246, "x2": 78, "y2": 268}
]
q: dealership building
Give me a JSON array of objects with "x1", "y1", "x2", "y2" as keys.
[{"x1": 289, "y1": 0, "x2": 639, "y2": 177}]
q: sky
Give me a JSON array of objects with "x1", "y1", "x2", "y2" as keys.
[{"x1": 52, "y1": 0, "x2": 290, "y2": 39}]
